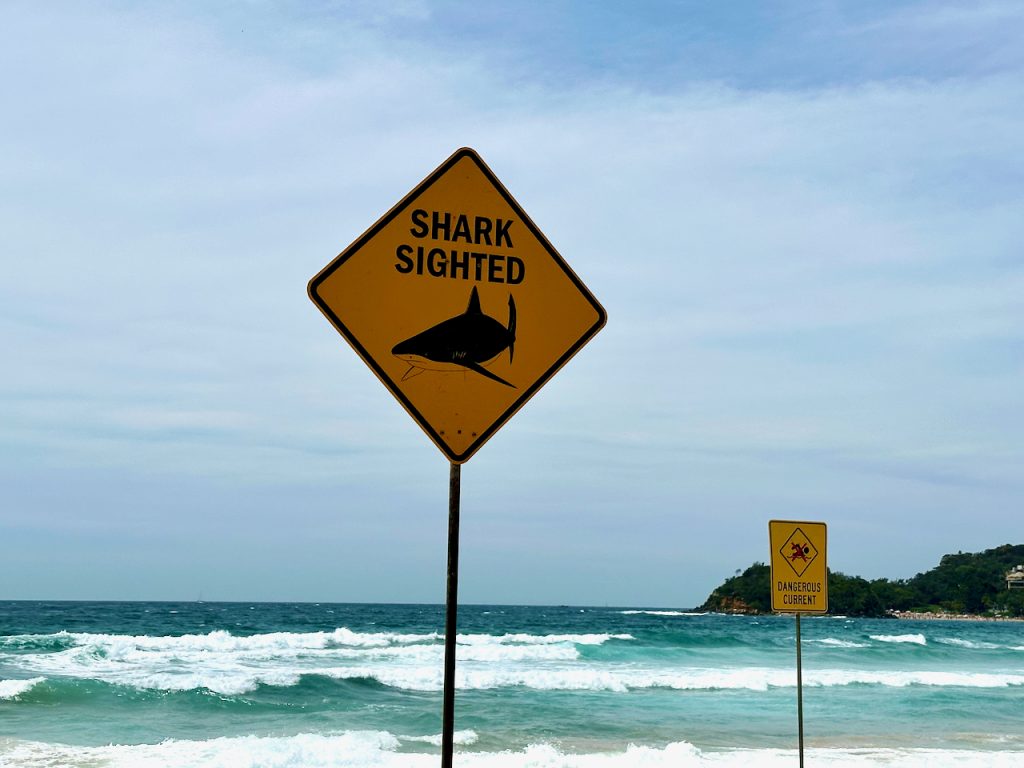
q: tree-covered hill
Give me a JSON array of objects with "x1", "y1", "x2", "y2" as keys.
[{"x1": 698, "y1": 544, "x2": 1024, "y2": 617}]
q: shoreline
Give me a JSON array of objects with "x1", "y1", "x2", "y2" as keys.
[{"x1": 888, "y1": 610, "x2": 1024, "y2": 623}]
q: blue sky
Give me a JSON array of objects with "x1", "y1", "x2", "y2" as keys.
[{"x1": 2, "y1": 1, "x2": 1022, "y2": 606}]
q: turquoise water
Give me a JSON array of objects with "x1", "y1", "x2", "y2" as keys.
[{"x1": 1, "y1": 602, "x2": 1023, "y2": 766}]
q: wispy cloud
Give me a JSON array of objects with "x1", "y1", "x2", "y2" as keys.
[{"x1": 2, "y1": 0, "x2": 1022, "y2": 602}]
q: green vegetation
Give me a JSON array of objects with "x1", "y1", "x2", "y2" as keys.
[{"x1": 699, "y1": 544, "x2": 1024, "y2": 617}]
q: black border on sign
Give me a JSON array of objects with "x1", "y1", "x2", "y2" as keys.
[{"x1": 307, "y1": 147, "x2": 608, "y2": 464}]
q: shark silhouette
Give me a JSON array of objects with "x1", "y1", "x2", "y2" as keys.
[{"x1": 392, "y1": 286, "x2": 517, "y2": 387}]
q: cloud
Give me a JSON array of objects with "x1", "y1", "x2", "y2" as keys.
[{"x1": 2, "y1": 1, "x2": 1022, "y2": 602}]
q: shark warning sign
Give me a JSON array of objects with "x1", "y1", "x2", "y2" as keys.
[{"x1": 308, "y1": 147, "x2": 606, "y2": 463}]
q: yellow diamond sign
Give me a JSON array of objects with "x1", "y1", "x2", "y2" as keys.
[
  {"x1": 769, "y1": 520, "x2": 828, "y2": 613},
  {"x1": 308, "y1": 148, "x2": 607, "y2": 463}
]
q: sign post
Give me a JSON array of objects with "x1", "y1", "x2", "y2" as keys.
[
  {"x1": 309, "y1": 148, "x2": 606, "y2": 765},
  {"x1": 441, "y1": 462, "x2": 461, "y2": 767},
  {"x1": 769, "y1": 520, "x2": 828, "y2": 768}
]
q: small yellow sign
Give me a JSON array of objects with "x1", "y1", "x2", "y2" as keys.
[
  {"x1": 769, "y1": 520, "x2": 828, "y2": 613},
  {"x1": 308, "y1": 148, "x2": 606, "y2": 463}
]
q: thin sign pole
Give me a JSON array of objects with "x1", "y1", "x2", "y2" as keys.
[
  {"x1": 796, "y1": 613, "x2": 804, "y2": 768},
  {"x1": 441, "y1": 462, "x2": 461, "y2": 768}
]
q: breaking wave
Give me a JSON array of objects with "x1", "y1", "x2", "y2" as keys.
[
  {"x1": 0, "y1": 629, "x2": 632, "y2": 696},
  {"x1": 870, "y1": 633, "x2": 927, "y2": 645},
  {"x1": 807, "y1": 638, "x2": 869, "y2": 648},
  {"x1": 1, "y1": 733, "x2": 1022, "y2": 768},
  {"x1": 3, "y1": 625, "x2": 1022, "y2": 697},
  {"x1": 0, "y1": 677, "x2": 45, "y2": 700}
]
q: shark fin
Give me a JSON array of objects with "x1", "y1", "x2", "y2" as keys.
[
  {"x1": 466, "y1": 286, "x2": 482, "y2": 315},
  {"x1": 464, "y1": 361, "x2": 515, "y2": 388}
]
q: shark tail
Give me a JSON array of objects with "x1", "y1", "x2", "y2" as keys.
[{"x1": 507, "y1": 293, "x2": 516, "y2": 363}]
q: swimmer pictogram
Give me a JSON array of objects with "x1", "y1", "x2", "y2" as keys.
[
  {"x1": 780, "y1": 528, "x2": 818, "y2": 577},
  {"x1": 789, "y1": 542, "x2": 811, "y2": 564}
]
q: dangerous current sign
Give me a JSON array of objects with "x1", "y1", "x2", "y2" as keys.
[
  {"x1": 769, "y1": 520, "x2": 828, "y2": 613},
  {"x1": 308, "y1": 147, "x2": 606, "y2": 463}
]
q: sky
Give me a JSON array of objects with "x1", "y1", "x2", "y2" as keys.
[{"x1": 2, "y1": 1, "x2": 1022, "y2": 607}]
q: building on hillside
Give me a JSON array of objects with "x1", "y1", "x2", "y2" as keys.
[{"x1": 1007, "y1": 565, "x2": 1024, "y2": 590}]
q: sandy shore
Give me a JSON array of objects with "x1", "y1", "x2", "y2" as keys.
[{"x1": 889, "y1": 610, "x2": 1024, "y2": 622}]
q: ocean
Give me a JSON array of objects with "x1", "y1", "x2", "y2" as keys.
[{"x1": 1, "y1": 601, "x2": 1022, "y2": 767}]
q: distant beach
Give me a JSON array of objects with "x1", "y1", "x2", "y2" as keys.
[{"x1": 889, "y1": 610, "x2": 1024, "y2": 622}]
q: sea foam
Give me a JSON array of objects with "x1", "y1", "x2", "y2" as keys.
[
  {"x1": 5, "y1": 626, "x2": 1022, "y2": 697},
  {"x1": 317, "y1": 665, "x2": 1024, "y2": 693},
  {"x1": 936, "y1": 637, "x2": 1004, "y2": 650},
  {"x1": 0, "y1": 677, "x2": 45, "y2": 700},
  {"x1": 1, "y1": 629, "x2": 626, "y2": 696},
  {"x1": 870, "y1": 633, "x2": 927, "y2": 645},
  {"x1": 2, "y1": 734, "x2": 1022, "y2": 768},
  {"x1": 807, "y1": 638, "x2": 869, "y2": 648}
]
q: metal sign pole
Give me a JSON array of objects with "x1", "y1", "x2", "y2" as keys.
[
  {"x1": 441, "y1": 462, "x2": 461, "y2": 768},
  {"x1": 796, "y1": 613, "x2": 804, "y2": 768}
]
